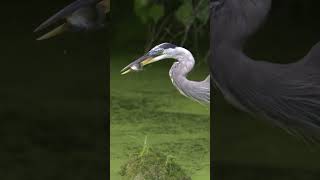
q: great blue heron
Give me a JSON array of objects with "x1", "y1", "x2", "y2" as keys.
[
  {"x1": 121, "y1": 43, "x2": 210, "y2": 105},
  {"x1": 34, "y1": 0, "x2": 109, "y2": 40},
  {"x1": 210, "y1": 0, "x2": 320, "y2": 141}
]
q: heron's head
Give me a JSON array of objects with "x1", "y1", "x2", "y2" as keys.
[{"x1": 121, "y1": 43, "x2": 184, "y2": 75}]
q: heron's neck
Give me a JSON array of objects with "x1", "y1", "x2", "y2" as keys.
[
  {"x1": 171, "y1": 50, "x2": 195, "y2": 76},
  {"x1": 211, "y1": 0, "x2": 272, "y2": 83},
  {"x1": 169, "y1": 50, "x2": 210, "y2": 104},
  {"x1": 169, "y1": 51, "x2": 195, "y2": 92}
]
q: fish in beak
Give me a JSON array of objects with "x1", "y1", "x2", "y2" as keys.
[
  {"x1": 120, "y1": 54, "x2": 158, "y2": 75},
  {"x1": 121, "y1": 45, "x2": 169, "y2": 75}
]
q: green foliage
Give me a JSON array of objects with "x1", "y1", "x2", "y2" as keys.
[
  {"x1": 133, "y1": 0, "x2": 210, "y2": 58},
  {"x1": 134, "y1": 0, "x2": 165, "y2": 23},
  {"x1": 175, "y1": 0, "x2": 194, "y2": 26},
  {"x1": 175, "y1": 0, "x2": 209, "y2": 26},
  {"x1": 195, "y1": 0, "x2": 210, "y2": 25}
]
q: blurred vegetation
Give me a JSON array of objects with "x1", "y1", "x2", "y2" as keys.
[{"x1": 133, "y1": 0, "x2": 209, "y2": 54}]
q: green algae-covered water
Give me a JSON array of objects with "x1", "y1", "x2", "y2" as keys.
[{"x1": 110, "y1": 55, "x2": 210, "y2": 179}]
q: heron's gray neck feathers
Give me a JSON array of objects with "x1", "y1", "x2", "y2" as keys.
[{"x1": 169, "y1": 50, "x2": 210, "y2": 104}]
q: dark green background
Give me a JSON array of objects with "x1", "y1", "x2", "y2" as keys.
[{"x1": 0, "y1": 1, "x2": 108, "y2": 179}]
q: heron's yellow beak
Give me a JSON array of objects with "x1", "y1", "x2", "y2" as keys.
[{"x1": 120, "y1": 55, "x2": 156, "y2": 75}]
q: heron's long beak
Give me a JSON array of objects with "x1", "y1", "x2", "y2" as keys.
[
  {"x1": 120, "y1": 54, "x2": 159, "y2": 75},
  {"x1": 36, "y1": 23, "x2": 69, "y2": 40}
]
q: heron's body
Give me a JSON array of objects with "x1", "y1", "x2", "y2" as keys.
[
  {"x1": 211, "y1": 0, "x2": 320, "y2": 139},
  {"x1": 34, "y1": 0, "x2": 109, "y2": 40}
]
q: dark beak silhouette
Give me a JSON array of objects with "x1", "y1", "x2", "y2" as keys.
[{"x1": 34, "y1": 0, "x2": 109, "y2": 40}]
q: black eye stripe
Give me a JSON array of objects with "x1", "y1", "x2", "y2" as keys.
[
  {"x1": 148, "y1": 49, "x2": 163, "y2": 56},
  {"x1": 158, "y1": 43, "x2": 177, "y2": 50},
  {"x1": 148, "y1": 43, "x2": 177, "y2": 56}
]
